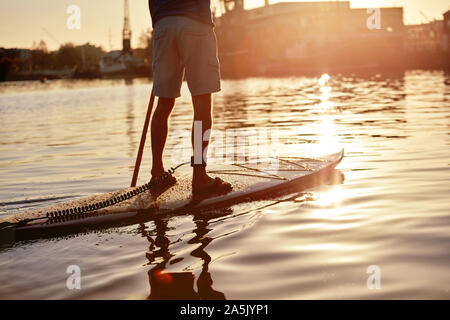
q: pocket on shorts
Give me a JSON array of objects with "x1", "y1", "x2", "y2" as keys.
[
  {"x1": 152, "y1": 28, "x2": 166, "y2": 67},
  {"x1": 206, "y1": 32, "x2": 220, "y2": 68}
]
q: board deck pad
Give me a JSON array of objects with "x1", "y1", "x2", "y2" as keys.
[{"x1": 0, "y1": 150, "x2": 343, "y2": 238}]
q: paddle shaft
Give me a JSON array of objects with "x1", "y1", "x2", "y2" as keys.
[{"x1": 131, "y1": 89, "x2": 155, "y2": 187}]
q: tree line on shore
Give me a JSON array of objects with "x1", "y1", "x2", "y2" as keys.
[{"x1": 0, "y1": 30, "x2": 152, "y2": 81}]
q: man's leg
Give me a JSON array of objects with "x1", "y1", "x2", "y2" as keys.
[
  {"x1": 151, "y1": 97, "x2": 175, "y2": 178},
  {"x1": 150, "y1": 17, "x2": 183, "y2": 180},
  {"x1": 178, "y1": 18, "x2": 231, "y2": 193},
  {"x1": 191, "y1": 94, "x2": 213, "y2": 188},
  {"x1": 191, "y1": 93, "x2": 231, "y2": 192}
]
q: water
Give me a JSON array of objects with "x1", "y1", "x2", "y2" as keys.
[{"x1": 0, "y1": 71, "x2": 449, "y2": 299}]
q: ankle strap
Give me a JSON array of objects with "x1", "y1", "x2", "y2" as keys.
[{"x1": 191, "y1": 156, "x2": 207, "y2": 167}]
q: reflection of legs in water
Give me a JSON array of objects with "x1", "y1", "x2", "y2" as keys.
[
  {"x1": 143, "y1": 219, "x2": 199, "y2": 300},
  {"x1": 141, "y1": 214, "x2": 226, "y2": 300},
  {"x1": 190, "y1": 215, "x2": 227, "y2": 300}
]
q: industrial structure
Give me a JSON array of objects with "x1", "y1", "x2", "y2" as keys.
[
  {"x1": 215, "y1": 1, "x2": 406, "y2": 76},
  {"x1": 99, "y1": 0, "x2": 146, "y2": 77},
  {"x1": 443, "y1": 10, "x2": 450, "y2": 54},
  {"x1": 122, "y1": 0, "x2": 132, "y2": 53}
]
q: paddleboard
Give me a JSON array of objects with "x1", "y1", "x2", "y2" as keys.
[{"x1": 0, "y1": 149, "x2": 343, "y2": 241}]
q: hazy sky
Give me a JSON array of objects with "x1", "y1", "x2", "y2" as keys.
[{"x1": 1, "y1": 0, "x2": 449, "y2": 51}]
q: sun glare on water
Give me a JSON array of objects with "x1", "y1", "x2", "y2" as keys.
[{"x1": 312, "y1": 74, "x2": 340, "y2": 156}]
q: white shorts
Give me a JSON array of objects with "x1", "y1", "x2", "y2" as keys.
[{"x1": 152, "y1": 16, "x2": 221, "y2": 98}]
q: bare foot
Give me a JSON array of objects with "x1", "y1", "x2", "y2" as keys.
[
  {"x1": 192, "y1": 172, "x2": 232, "y2": 195},
  {"x1": 150, "y1": 171, "x2": 177, "y2": 188}
]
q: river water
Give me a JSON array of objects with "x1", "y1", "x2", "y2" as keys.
[{"x1": 0, "y1": 70, "x2": 449, "y2": 299}]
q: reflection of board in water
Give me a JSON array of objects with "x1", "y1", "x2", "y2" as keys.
[{"x1": 0, "y1": 150, "x2": 343, "y2": 241}]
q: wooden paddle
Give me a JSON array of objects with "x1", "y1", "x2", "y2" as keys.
[{"x1": 131, "y1": 88, "x2": 155, "y2": 187}]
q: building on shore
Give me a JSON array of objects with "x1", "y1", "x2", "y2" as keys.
[
  {"x1": 444, "y1": 10, "x2": 450, "y2": 54},
  {"x1": 0, "y1": 48, "x2": 32, "y2": 72},
  {"x1": 406, "y1": 20, "x2": 444, "y2": 52},
  {"x1": 215, "y1": 1, "x2": 404, "y2": 76},
  {"x1": 0, "y1": 48, "x2": 74, "y2": 81},
  {"x1": 403, "y1": 14, "x2": 450, "y2": 69}
]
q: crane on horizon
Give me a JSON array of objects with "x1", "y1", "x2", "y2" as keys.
[{"x1": 123, "y1": 0, "x2": 132, "y2": 54}]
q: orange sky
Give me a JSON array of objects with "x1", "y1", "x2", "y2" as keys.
[{"x1": 0, "y1": 0, "x2": 449, "y2": 51}]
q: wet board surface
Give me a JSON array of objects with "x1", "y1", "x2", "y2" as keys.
[{"x1": 0, "y1": 150, "x2": 343, "y2": 240}]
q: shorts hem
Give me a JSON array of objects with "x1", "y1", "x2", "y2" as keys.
[
  {"x1": 190, "y1": 86, "x2": 221, "y2": 97},
  {"x1": 153, "y1": 89, "x2": 181, "y2": 99}
]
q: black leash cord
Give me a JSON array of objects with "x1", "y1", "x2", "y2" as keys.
[{"x1": 1, "y1": 162, "x2": 189, "y2": 230}]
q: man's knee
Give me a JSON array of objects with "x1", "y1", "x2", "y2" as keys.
[
  {"x1": 155, "y1": 97, "x2": 175, "y2": 118},
  {"x1": 192, "y1": 93, "x2": 211, "y2": 102},
  {"x1": 192, "y1": 93, "x2": 212, "y2": 115}
]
